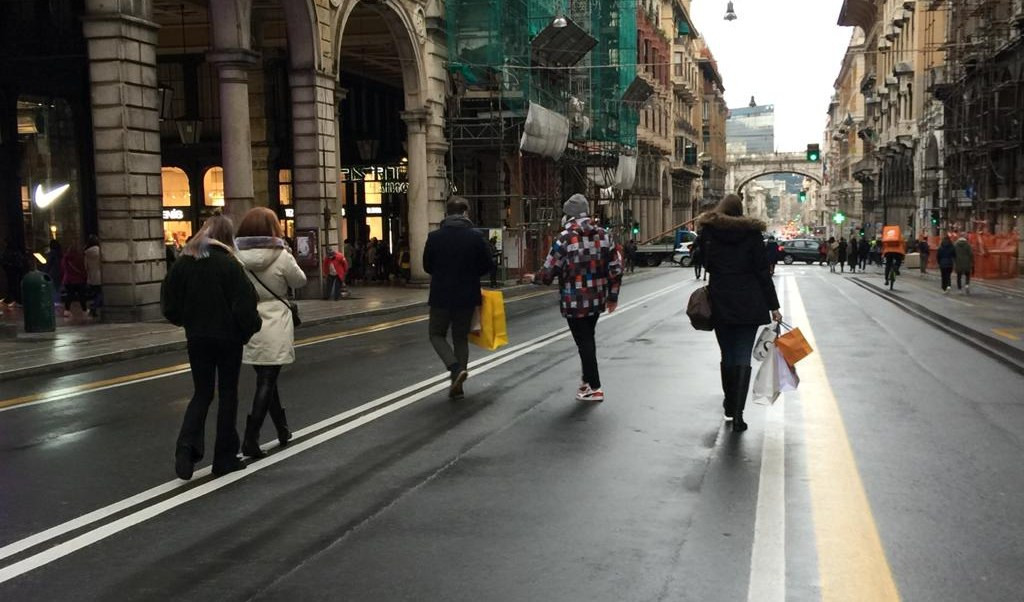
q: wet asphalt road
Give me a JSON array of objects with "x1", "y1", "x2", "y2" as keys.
[{"x1": 0, "y1": 267, "x2": 1022, "y2": 601}]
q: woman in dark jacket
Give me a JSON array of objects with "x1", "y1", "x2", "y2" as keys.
[
  {"x1": 847, "y1": 237, "x2": 859, "y2": 273},
  {"x1": 696, "y1": 194, "x2": 782, "y2": 432},
  {"x1": 936, "y1": 235, "x2": 956, "y2": 293},
  {"x1": 161, "y1": 215, "x2": 262, "y2": 480}
]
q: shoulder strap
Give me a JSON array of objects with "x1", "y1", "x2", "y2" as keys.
[{"x1": 246, "y1": 269, "x2": 292, "y2": 310}]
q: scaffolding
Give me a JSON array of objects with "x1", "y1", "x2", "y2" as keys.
[{"x1": 445, "y1": 0, "x2": 640, "y2": 272}]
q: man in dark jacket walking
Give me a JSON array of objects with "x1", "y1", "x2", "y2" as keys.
[
  {"x1": 536, "y1": 194, "x2": 623, "y2": 402},
  {"x1": 423, "y1": 197, "x2": 494, "y2": 399}
]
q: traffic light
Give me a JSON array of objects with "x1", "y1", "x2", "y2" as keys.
[
  {"x1": 858, "y1": 226, "x2": 866, "y2": 237},
  {"x1": 930, "y1": 209, "x2": 940, "y2": 226},
  {"x1": 798, "y1": 190, "x2": 807, "y2": 203},
  {"x1": 806, "y1": 143, "x2": 821, "y2": 162},
  {"x1": 632, "y1": 221, "x2": 640, "y2": 235}
]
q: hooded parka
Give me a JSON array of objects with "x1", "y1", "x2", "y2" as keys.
[
  {"x1": 954, "y1": 237, "x2": 974, "y2": 274},
  {"x1": 236, "y1": 237, "x2": 308, "y2": 365},
  {"x1": 695, "y1": 211, "x2": 780, "y2": 326}
]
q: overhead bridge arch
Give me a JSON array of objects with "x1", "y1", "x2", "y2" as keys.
[{"x1": 726, "y1": 152, "x2": 824, "y2": 193}]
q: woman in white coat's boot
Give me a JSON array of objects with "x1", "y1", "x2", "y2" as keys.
[{"x1": 234, "y1": 208, "x2": 307, "y2": 458}]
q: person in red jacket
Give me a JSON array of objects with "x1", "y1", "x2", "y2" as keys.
[
  {"x1": 322, "y1": 248, "x2": 349, "y2": 300},
  {"x1": 61, "y1": 244, "x2": 88, "y2": 317}
]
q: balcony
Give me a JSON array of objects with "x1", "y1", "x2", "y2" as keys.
[{"x1": 673, "y1": 64, "x2": 698, "y2": 104}]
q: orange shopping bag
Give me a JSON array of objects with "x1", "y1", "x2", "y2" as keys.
[
  {"x1": 468, "y1": 289, "x2": 508, "y2": 351},
  {"x1": 775, "y1": 323, "x2": 813, "y2": 366}
]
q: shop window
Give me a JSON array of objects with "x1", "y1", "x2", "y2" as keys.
[
  {"x1": 161, "y1": 167, "x2": 192, "y2": 246},
  {"x1": 278, "y1": 169, "x2": 294, "y2": 238},
  {"x1": 203, "y1": 167, "x2": 225, "y2": 207},
  {"x1": 16, "y1": 96, "x2": 83, "y2": 256}
]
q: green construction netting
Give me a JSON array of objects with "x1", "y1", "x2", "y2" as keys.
[{"x1": 446, "y1": 0, "x2": 637, "y2": 148}]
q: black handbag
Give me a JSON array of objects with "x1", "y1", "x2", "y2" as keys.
[{"x1": 247, "y1": 271, "x2": 301, "y2": 328}]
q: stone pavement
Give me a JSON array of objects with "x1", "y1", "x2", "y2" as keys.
[
  {"x1": 849, "y1": 266, "x2": 1024, "y2": 370},
  {"x1": 0, "y1": 284, "x2": 434, "y2": 383}
]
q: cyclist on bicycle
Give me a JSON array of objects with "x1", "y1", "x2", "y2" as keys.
[{"x1": 880, "y1": 225, "x2": 905, "y2": 289}]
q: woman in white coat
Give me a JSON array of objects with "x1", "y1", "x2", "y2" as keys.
[{"x1": 235, "y1": 208, "x2": 308, "y2": 458}]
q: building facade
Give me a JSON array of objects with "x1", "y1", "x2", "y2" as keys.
[
  {"x1": 698, "y1": 42, "x2": 728, "y2": 212},
  {"x1": 726, "y1": 99, "x2": 775, "y2": 155}
]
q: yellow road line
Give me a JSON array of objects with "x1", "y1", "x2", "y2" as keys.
[
  {"x1": 0, "y1": 364, "x2": 190, "y2": 410},
  {"x1": 789, "y1": 278, "x2": 901, "y2": 601},
  {"x1": 992, "y1": 327, "x2": 1023, "y2": 341},
  {"x1": 0, "y1": 289, "x2": 554, "y2": 410}
]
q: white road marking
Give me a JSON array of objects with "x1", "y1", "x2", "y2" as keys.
[
  {"x1": 0, "y1": 281, "x2": 685, "y2": 583},
  {"x1": 747, "y1": 275, "x2": 788, "y2": 602},
  {"x1": 747, "y1": 398, "x2": 786, "y2": 602}
]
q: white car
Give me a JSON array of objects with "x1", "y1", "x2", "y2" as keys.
[{"x1": 672, "y1": 242, "x2": 694, "y2": 267}]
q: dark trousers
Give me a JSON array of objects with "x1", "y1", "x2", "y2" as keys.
[
  {"x1": 429, "y1": 306, "x2": 474, "y2": 371},
  {"x1": 178, "y1": 337, "x2": 243, "y2": 469},
  {"x1": 250, "y1": 364, "x2": 286, "y2": 428},
  {"x1": 714, "y1": 324, "x2": 759, "y2": 368},
  {"x1": 920, "y1": 254, "x2": 929, "y2": 273},
  {"x1": 567, "y1": 314, "x2": 601, "y2": 389},
  {"x1": 957, "y1": 271, "x2": 971, "y2": 289},
  {"x1": 63, "y1": 283, "x2": 88, "y2": 312},
  {"x1": 324, "y1": 275, "x2": 345, "y2": 300},
  {"x1": 940, "y1": 267, "x2": 953, "y2": 290}
]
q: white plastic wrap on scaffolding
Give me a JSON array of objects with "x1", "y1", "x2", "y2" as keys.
[
  {"x1": 614, "y1": 154, "x2": 637, "y2": 190},
  {"x1": 586, "y1": 166, "x2": 614, "y2": 187},
  {"x1": 519, "y1": 102, "x2": 570, "y2": 160}
]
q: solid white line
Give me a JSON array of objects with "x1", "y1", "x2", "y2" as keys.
[
  {"x1": 747, "y1": 397, "x2": 786, "y2": 602},
  {"x1": 0, "y1": 280, "x2": 684, "y2": 579}
]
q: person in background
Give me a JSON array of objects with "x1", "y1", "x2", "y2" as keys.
[
  {"x1": 817, "y1": 239, "x2": 828, "y2": 266},
  {"x1": 764, "y1": 235, "x2": 780, "y2": 276},
  {"x1": 826, "y1": 237, "x2": 838, "y2": 273},
  {"x1": 918, "y1": 236, "x2": 931, "y2": 275},
  {"x1": 322, "y1": 247, "x2": 349, "y2": 300},
  {"x1": 84, "y1": 235, "x2": 102, "y2": 317},
  {"x1": 234, "y1": 208, "x2": 308, "y2": 459},
  {"x1": 837, "y1": 237, "x2": 848, "y2": 273},
  {"x1": 624, "y1": 239, "x2": 638, "y2": 274},
  {"x1": 161, "y1": 215, "x2": 262, "y2": 480},
  {"x1": 60, "y1": 242, "x2": 88, "y2": 317},
  {"x1": 398, "y1": 238, "x2": 412, "y2": 284},
  {"x1": 847, "y1": 236, "x2": 859, "y2": 273},
  {"x1": 45, "y1": 239, "x2": 63, "y2": 305},
  {"x1": 692, "y1": 236, "x2": 705, "y2": 280},
  {"x1": 858, "y1": 235, "x2": 870, "y2": 271},
  {"x1": 488, "y1": 236, "x2": 501, "y2": 288},
  {"x1": 936, "y1": 234, "x2": 956, "y2": 293},
  {"x1": 695, "y1": 194, "x2": 782, "y2": 432},
  {"x1": 423, "y1": 197, "x2": 494, "y2": 399},
  {"x1": 954, "y1": 234, "x2": 974, "y2": 294},
  {"x1": 536, "y1": 194, "x2": 623, "y2": 403}
]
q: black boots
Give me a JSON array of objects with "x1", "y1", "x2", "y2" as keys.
[
  {"x1": 731, "y1": 365, "x2": 753, "y2": 433},
  {"x1": 268, "y1": 403, "x2": 292, "y2": 447},
  {"x1": 242, "y1": 415, "x2": 266, "y2": 459},
  {"x1": 721, "y1": 363, "x2": 733, "y2": 420}
]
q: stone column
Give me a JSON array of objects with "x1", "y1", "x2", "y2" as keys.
[
  {"x1": 402, "y1": 108, "x2": 430, "y2": 282},
  {"x1": 208, "y1": 50, "x2": 259, "y2": 224},
  {"x1": 82, "y1": 5, "x2": 165, "y2": 322},
  {"x1": 290, "y1": 68, "x2": 338, "y2": 295}
]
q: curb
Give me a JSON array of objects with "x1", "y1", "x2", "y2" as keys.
[
  {"x1": 849, "y1": 277, "x2": 1024, "y2": 376},
  {"x1": 0, "y1": 272, "x2": 661, "y2": 384}
]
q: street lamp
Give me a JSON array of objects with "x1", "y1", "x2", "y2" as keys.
[{"x1": 724, "y1": 1, "x2": 737, "y2": 21}]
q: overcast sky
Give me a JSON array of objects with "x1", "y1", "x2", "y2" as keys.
[{"x1": 689, "y1": 0, "x2": 854, "y2": 152}]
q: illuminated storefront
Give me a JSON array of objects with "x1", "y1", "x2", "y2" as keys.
[{"x1": 340, "y1": 163, "x2": 408, "y2": 251}]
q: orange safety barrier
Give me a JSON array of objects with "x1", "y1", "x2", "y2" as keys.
[{"x1": 917, "y1": 231, "x2": 1020, "y2": 279}]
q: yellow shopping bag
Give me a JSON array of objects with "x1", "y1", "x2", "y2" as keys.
[{"x1": 468, "y1": 289, "x2": 508, "y2": 350}]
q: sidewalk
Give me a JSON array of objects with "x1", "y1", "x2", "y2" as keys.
[
  {"x1": 849, "y1": 267, "x2": 1024, "y2": 371},
  {"x1": 0, "y1": 269, "x2": 660, "y2": 383}
]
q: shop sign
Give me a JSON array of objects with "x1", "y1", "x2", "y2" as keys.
[
  {"x1": 162, "y1": 208, "x2": 186, "y2": 220},
  {"x1": 366, "y1": 206, "x2": 383, "y2": 215},
  {"x1": 340, "y1": 164, "x2": 408, "y2": 194},
  {"x1": 283, "y1": 207, "x2": 295, "y2": 218}
]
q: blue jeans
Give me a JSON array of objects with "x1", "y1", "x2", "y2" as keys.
[{"x1": 714, "y1": 324, "x2": 759, "y2": 368}]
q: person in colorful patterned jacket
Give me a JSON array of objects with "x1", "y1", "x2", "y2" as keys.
[{"x1": 536, "y1": 194, "x2": 623, "y2": 402}]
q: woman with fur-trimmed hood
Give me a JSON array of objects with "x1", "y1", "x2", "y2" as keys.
[{"x1": 695, "y1": 194, "x2": 782, "y2": 432}]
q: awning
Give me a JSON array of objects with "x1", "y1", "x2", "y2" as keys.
[{"x1": 519, "y1": 102, "x2": 569, "y2": 160}]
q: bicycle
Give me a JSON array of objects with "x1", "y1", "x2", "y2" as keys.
[{"x1": 883, "y1": 252, "x2": 903, "y2": 290}]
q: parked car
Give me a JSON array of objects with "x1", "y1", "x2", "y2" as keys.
[
  {"x1": 635, "y1": 229, "x2": 697, "y2": 267},
  {"x1": 672, "y1": 242, "x2": 693, "y2": 266},
  {"x1": 779, "y1": 238, "x2": 823, "y2": 265}
]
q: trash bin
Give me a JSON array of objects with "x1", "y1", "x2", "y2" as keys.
[{"x1": 21, "y1": 269, "x2": 55, "y2": 333}]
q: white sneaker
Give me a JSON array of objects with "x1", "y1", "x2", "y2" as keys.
[
  {"x1": 575, "y1": 385, "x2": 604, "y2": 402},
  {"x1": 943, "y1": 288, "x2": 949, "y2": 294},
  {"x1": 965, "y1": 284, "x2": 970, "y2": 295}
]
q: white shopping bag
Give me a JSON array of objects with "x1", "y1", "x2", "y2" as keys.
[
  {"x1": 752, "y1": 325, "x2": 778, "y2": 362},
  {"x1": 775, "y1": 347, "x2": 800, "y2": 392},
  {"x1": 753, "y1": 347, "x2": 781, "y2": 403},
  {"x1": 470, "y1": 306, "x2": 482, "y2": 335}
]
